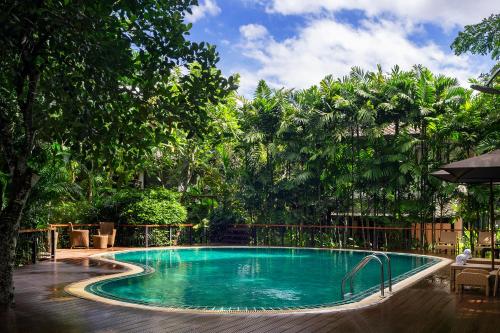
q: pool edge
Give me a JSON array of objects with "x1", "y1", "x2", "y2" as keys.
[{"x1": 64, "y1": 246, "x2": 452, "y2": 315}]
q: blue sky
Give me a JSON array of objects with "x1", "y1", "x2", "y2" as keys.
[{"x1": 185, "y1": 0, "x2": 498, "y2": 96}]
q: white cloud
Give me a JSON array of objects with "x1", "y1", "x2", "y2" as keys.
[
  {"x1": 263, "y1": 0, "x2": 497, "y2": 28},
  {"x1": 236, "y1": 17, "x2": 489, "y2": 95},
  {"x1": 186, "y1": 0, "x2": 221, "y2": 23},
  {"x1": 235, "y1": 69, "x2": 266, "y2": 98},
  {"x1": 239, "y1": 24, "x2": 269, "y2": 40}
]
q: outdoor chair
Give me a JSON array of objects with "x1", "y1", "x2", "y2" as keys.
[
  {"x1": 456, "y1": 268, "x2": 491, "y2": 296},
  {"x1": 436, "y1": 231, "x2": 457, "y2": 254},
  {"x1": 475, "y1": 231, "x2": 494, "y2": 257},
  {"x1": 69, "y1": 222, "x2": 89, "y2": 249},
  {"x1": 98, "y1": 222, "x2": 116, "y2": 247},
  {"x1": 491, "y1": 267, "x2": 500, "y2": 297}
]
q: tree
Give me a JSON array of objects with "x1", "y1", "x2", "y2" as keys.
[
  {"x1": 0, "y1": 0, "x2": 236, "y2": 307},
  {"x1": 451, "y1": 14, "x2": 500, "y2": 60},
  {"x1": 230, "y1": 65, "x2": 488, "y2": 248}
]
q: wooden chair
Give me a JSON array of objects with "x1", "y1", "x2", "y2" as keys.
[
  {"x1": 98, "y1": 222, "x2": 116, "y2": 247},
  {"x1": 475, "y1": 231, "x2": 494, "y2": 257},
  {"x1": 456, "y1": 268, "x2": 491, "y2": 296},
  {"x1": 69, "y1": 222, "x2": 89, "y2": 249},
  {"x1": 436, "y1": 231, "x2": 457, "y2": 254}
]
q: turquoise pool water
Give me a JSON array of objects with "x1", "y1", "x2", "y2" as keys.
[{"x1": 87, "y1": 247, "x2": 438, "y2": 311}]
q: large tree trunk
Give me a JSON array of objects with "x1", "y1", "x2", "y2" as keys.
[{"x1": 0, "y1": 170, "x2": 36, "y2": 309}]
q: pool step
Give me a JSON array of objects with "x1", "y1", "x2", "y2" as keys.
[{"x1": 221, "y1": 226, "x2": 250, "y2": 244}]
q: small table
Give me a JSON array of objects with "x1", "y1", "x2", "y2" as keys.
[{"x1": 93, "y1": 235, "x2": 108, "y2": 249}]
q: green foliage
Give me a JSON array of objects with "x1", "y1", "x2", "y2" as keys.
[
  {"x1": 147, "y1": 229, "x2": 169, "y2": 246},
  {"x1": 147, "y1": 188, "x2": 182, "y2": 202},
  {"x1": 235, "y1": 63, "x2": 498, "y2": 232},
  {"x1": 209, "y1": 207, "x2": 245, "y2": 242},
  {"x1": 3, "y1": 7, "x2": 497, "y2": 254},
  {"x1": 0, "y1": 0, "x2": 236, "y2": 236},
  {"x1": 123, "y1": 188, "x2": 187, "y2": 225},
  {"x1": 22, "y1": 144, "x2": 84, "y2": 228},
  {"x1": 49, "y1": 201, "x2": 96, "y2": 224},
  {"x1": 94, "y1": 188, "x2": 145, "y2": 223},
  {"x1": 26, "y1": 60, "x2": 494, "y2": 238},
  {"x1": 451, "y1": 14, "x2": 500, "y2": 60}
]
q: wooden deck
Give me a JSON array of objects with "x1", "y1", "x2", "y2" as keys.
[{"x1": 2, "y1": 248, "x2": 500, "y2": 332}]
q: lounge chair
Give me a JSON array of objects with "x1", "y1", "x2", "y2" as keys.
[
  {"x1": 475, "y1": 231, "x2": 494, "y2": 257},
  {"x1": 98, "y1": 222, "x2": 116, "y2": 247},
  {"x1": 436, "y1": 231, "x2": 456, "y2": 254},
  {"x1": 456, "y1": 268, "x2": 491, "y2": 296},
  {"x1": 69, "y1": 222, "x2": 89, "y2": 249}
]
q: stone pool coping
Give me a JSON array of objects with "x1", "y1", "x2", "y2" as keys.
[{"x1": 65, "y1": 246, "x2": 452, "y2": 315}]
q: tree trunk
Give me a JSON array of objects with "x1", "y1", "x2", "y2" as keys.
[
  {"x1": 178, "y1": 145, "x2": 197, "y2": 193},
  {"x1": 0, "y1": 170, "x2": 36, "y2": 308}
]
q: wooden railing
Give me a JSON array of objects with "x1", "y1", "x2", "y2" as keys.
[
  {"x1": 16, "y1": 222, "x2": 494, "y2": 266},
  {"x1": 231, "y1": 224, "x2": 483, "y2": 251},
  {"x1": 49, "y1": 223, "x2": 196, "y2": 248},
  {"x1": 229, "y1": 224, "x2": 413, "y2": 250},
  {"x1": 16, "y1": 228, "x2": 53, "y2": 265}
]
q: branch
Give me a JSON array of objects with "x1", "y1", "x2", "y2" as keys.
[{"x1": 21, "y1": 70, "x2": 40, "y2": 154}]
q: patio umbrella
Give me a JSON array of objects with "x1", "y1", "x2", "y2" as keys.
[
  {"x1": 430, "y1": 170, "x2": 458, "y2": 182},
  {"x1": 471, "y1": 67, "x2": 500, "y2": 95},
  {"x1": 431, "y1": 149, "x2": 500, "y2": 269}
]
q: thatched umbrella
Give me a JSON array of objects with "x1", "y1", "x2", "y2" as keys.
[{"x1": 431, "y1": 149, "x2": 500, "y2": 269}]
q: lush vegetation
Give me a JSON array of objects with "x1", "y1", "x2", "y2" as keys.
[
  {"x1": 19, "y1": 64, "x2": 499, "y2": 234},
  {"x1": 0, "y1": 2, "x2": 498, "y2": 307},
  {"x1": 0, "y1": 0, "x2": 236, "y2": 307},
  {"x1": 124, "y1": 188, "x2": 187, "y2": 225},
  {"x1": 451, "y1": 14, "x2": 500, "y2": 60}
]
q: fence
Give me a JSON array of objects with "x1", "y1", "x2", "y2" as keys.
[
  {"x1": 16, "y1": 222, "x2": 495, "y2": 266},
  {"x1": 15, "y1": 224, "x2": 196, "y2": 266},
  {"x1": 49, "y1": 224, "x2": 99, "y2": 249},
  {"x1": 115, "y1": 224, "x2": 195, "y2": 247},
  {"x1": 235, "y1": 224, "x2": 492, "y2": 251},
  {"x1": 48, "y1": 223, "x2": 196, "y2": 248},
  {"x1": 239, "y1": 224, "x2": 414, "y2": 250}
]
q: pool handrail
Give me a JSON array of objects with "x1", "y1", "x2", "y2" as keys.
[
  {"x1": 341, "y1": 254, "x2": 385, "y2": 299},
  {"x1": 371, "y1": 251, "x2": 392, "y2": 292}
]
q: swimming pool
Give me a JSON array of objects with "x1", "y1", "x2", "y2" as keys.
[{"x1": 72, "y1": 247, "x2": 448, "y2": 312}]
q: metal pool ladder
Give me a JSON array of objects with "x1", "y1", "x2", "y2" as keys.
[{"x1": 340, "y1": 252, "x2": 392, "y2": 300}]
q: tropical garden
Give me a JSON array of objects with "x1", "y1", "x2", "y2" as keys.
[{"x1": 0, "y1": 1, "x2": 498, "y2": 308}]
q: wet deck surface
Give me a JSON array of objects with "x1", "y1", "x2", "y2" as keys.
[{"x1": 2, "y1": 248, "x2": 500, "y2": 332}]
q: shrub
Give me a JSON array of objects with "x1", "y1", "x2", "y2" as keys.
[
  {"x1": 148, "y1": 228, "x2": 178, "y2": 246},
  {"x1": 50, "y1": 201, "x2": 96, "y2": 224},
  {"x1": 147, "y1": 187, "x2": 181, "y2": 201},
  {"x1": 208, "y1": 207, "x2": 245, "y2": 242},
  {"x1": 123, "y1": 188, "x2": 187, "y2": 225},
  {"x1": 95, "y1": 188, "x2": 144, "y2": 223}
]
